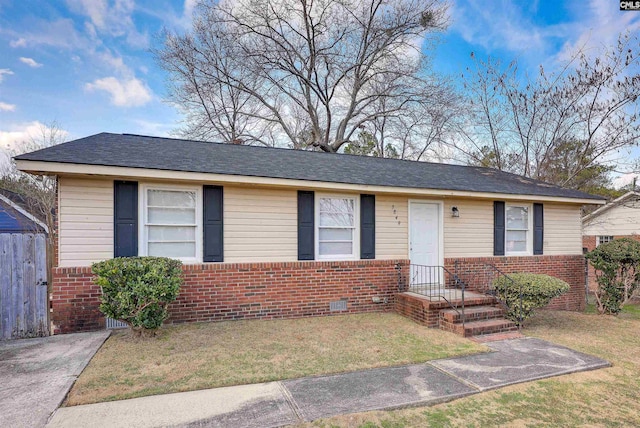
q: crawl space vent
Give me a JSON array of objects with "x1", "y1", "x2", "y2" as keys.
[
  {"x1": 106, "y1": 317, "x2": 128, "y2": 329},
  {"x1": 330, "y1": 300, "x2": 348, "y2": 312}
]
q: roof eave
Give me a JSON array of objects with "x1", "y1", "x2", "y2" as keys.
[{"x1": 16, "y1": 159, "x2": 606, "y2": 205}]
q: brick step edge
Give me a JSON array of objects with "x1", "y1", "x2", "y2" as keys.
[
  {"x1": 440, "y1": 305, "x2": 505, "y2": 323},
  {"x1": 440, "y1": 318, "x2": 518, "y2": 337}
]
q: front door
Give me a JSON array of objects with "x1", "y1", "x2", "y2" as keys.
[{"x1": 409, "y1": 202, "x2": 441, "y2": 290}]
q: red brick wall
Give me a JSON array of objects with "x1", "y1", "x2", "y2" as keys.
[
  {"x1": 51, "y1": 267, "x2": 104, "y2": 334},
  {"x1": 445, "y1": 255, "x2": 587, "y2": 311},
  {"x1": 50, "y1": 259, "x2": 407, "y2": 334}
]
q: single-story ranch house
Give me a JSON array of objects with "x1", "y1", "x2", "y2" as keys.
[{"x1": 15, "y1": 133, "x2": 605, "y2": 335}]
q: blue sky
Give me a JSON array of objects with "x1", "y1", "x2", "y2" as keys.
[{"x1": 0, "y1": 0, "x2": 638, "y2": 173}]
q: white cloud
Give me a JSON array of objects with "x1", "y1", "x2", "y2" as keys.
[
  {"x1": 84, "y1": 76, "x2": 152, "y2": 107},
  {"x1": 0, "y1": 102, "x2": 16, "y2": 112},
  {"x1": 66, "y1": 0, "x2": 149, "y2": 48},
  {"x1": 451, "y1": 0, "x2": 640, "y2": 69},
  {"x1": 19, "y1": 57, "x2": 43, "y2": 68},
  {"x1": 0, "y1": 121, "x2": 69, "y2": 152},
  {"x1": 6, "y1": 19, "x2": 88, "y2": 50},
  {"x1": 0, "y1": 69, "x2": 14, "y2": 83},
  {"x1": 10, "y1": 38, "x2": 27, "y2": 48}
]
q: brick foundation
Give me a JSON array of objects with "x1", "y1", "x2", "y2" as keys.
[
  {"x1": 51, "y1": 259, "x2": 407, "y2": 334},
  {"x1": 445, "y1": 255, "x2": 587, "y2": 311}
]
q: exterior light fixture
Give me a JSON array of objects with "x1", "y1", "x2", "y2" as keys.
[{"x1": 451, "y1": 206, "x2": 460, "y2": 218}]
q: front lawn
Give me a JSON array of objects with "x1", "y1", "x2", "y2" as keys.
[
  {"x1": 309, "y1": 304, "x2": 640, "y2": 427},
  {"x1": 66, "y1": 313, "x2": 486, "y2": 406}
]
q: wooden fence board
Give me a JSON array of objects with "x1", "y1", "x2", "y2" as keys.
[
  {"x1": 0, "y1": 233, "x2": 48, "y2": 339},
  {"x1": 0, "y1": 234, "x2": 12, "y2": 339},
  {"x1": 35, "y1": 234, "x2": 48, "y2": 335}
]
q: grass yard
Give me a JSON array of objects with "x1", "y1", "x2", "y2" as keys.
[
  {"x1": 308, "y1": 304, "x2": 640, "y2": 428},
  {"x1": 66, "y1": 313, "x2": 486, "y2": 406}
]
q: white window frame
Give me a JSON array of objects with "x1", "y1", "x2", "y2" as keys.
[
  {"x1": 597, "y1": 235, "x2": 614, "y2": 246},
  {"x1": 505, "y1": 203, "x2": 533, "y2": 256},
  {"x1": 315, "y1": 193, "x2": 359, "y2": 261},
  {"x1": 138, "y1": 183, "x2": 202, "y2": 263}
]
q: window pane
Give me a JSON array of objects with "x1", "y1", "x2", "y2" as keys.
[
  {"x1": 148, "y1": 242, "x2": 195, "y2": 258},
  {"x1": 148, "y1": 207, "x2": 195, "y2": 224},
  {"x1": 319, "y1": 228, "x2": 352, "y2": 241},
  {"x1": 319, "y1": 241, "x2": 353, "y2": 256},
  {"x1": 507, "y1": 230, "x2": 527, "y2": 252},
  {"x1": 319, "y1": 198, "x2": 354, "y2": 214},
  {"x1": 148, "y1": 226, "x2": 196, "y2": 241},
  {"x1": 148, "y1": 190, "x2": 195, "y2": 207},
  {"x1": 319, "y1": 213, "x2": 354, "y2": 227},
  {"x1": 506, "y1": 206, "x2": 528, "y2": 229}
]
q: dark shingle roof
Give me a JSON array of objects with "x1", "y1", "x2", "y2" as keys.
[{"x1": 16, "y1": 133, "x2": 603, "y2": 201}]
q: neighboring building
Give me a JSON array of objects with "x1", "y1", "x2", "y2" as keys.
[
  {"x1": 0, "y1": 190, "x2": 48, "y2": 234},
  {"x1": 583, "y1": 191, "x2": 640, "y2": 292},
  {"x1": 15, "y1": 133, "x2": 604, "y2": 335}
]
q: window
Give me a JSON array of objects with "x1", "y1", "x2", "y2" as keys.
[
  {"x1": 316, "y1": 196, "x2": 358, "y2": 259},
  {"x1": 506, "y1": 204, "x2": 531, "y2": 255},
  {"x1": 598, "y1": 235, "x2": 614, "y2": 246},
  {"x1": 140, "y1": 185, "x2": 202, "y2": 262}
]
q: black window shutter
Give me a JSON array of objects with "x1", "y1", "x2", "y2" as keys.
[
  {"x1": 298, "y1": 191, "x2": 315, "y2": 260},
  {"x1": 114, "y1": 181, "x2": 138, "y2": 257},
  {"x1": 203, "y1": 185, "x2": 224, "y2": 262},
  {"x1": 494, "y1": 201, "x2": 505, "y2": 256},
  {"x1": 360, "y1": 194, "x2": 375, "y2": 259},
  {"x1": 533, "y1": 203, "x2": 544, "y2": 255}
]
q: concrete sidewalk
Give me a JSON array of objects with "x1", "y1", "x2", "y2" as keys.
[
  {"x1": 0, "y1": 331, "x2": 111, "y2": 428},
  {"x1": 47, "y1": 337, "x2": 610, "y2": 428}
]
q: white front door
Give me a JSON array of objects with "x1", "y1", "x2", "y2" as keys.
[{"x1": 409, "y1": 202, "x2": 441, "y2": 289}]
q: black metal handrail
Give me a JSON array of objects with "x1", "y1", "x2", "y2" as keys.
[
  {"x1": 454, "y1": 261, "x2": 524, "y2": 328},
  {"x1": 397, "y1": 263, "x2": 466, "y2": 328}
]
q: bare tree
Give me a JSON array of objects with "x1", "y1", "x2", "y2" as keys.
[
  {"x1": 156, "y1": 0, "x2": 451, "y2": 152},
  {"x1": 456, "y1": 32, "x2": 640, "y2": 191},
  {"x1": 1, "y1": 121, "x2": 67, "y2": 298}
]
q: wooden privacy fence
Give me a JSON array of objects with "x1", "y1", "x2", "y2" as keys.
[{"x1": 0, "y1": 233, "x2": 48, "y2": 339}]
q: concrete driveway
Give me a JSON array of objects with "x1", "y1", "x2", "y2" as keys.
[{"x1": 0, "y1": 331, "x2": 110, "y2": 428}]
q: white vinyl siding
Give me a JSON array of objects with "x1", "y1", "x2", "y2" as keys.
[
  {"x1": 444, "y1": 200, "x2": 494, "y2": 258},
  {"x1": 58, "y1": 177, "x2": 114, "y2": 267},
  {"x1": 376, "y1": 195, "x2": 409, "y2": 259},
  {"x1": 544, "y1": 203, "x2": 583, "y2": 255},
  {"x1": 224, "y1": 186, "x2": 298, "y2": 262},
  {"x1": 583, "y1": 196, "x2": 640, "y2": 236}
]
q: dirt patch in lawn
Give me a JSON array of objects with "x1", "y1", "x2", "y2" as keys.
[
  {"x1": 66, "y1": 313, "x2": 486, "y2": 406},
  {"x1": 307, "y1": 304, "x2": 640, "y2": 427}
]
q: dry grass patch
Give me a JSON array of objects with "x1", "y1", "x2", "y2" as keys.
[
  {"x1": 67, "y1": 313, "x2": 486, "y2": 406},
  {"x1": 308, "y1": 305, "x2": 640, "y2": 428}
]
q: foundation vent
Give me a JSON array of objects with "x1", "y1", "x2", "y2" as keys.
[
  {"x1": 330, "y1": 300, "x2": 348, "y2": 312},
  {"x1": 106, "y1": 317, "x2": 128, "y2": 329}
]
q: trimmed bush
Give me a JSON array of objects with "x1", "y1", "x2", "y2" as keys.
[
  {"x1": 92, "y1": 257, "x2": 183, "y2": 336},
  {"x1": 586, "y1": 238, "x2": 640, "y2": 315},
  {"x1": 493, "y1": 273, "x2": 570, "y2": 326}
]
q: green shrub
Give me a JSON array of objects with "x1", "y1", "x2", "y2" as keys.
[
  {"x1": 585, "y1": 238, "x2": 640, "y2": 315},
  {"x1": 92, "y1": 257, "x2": 183, "y2": 336},
  {"x1": 493, "y1": 273, "x2": 570, "y2": 326}
]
